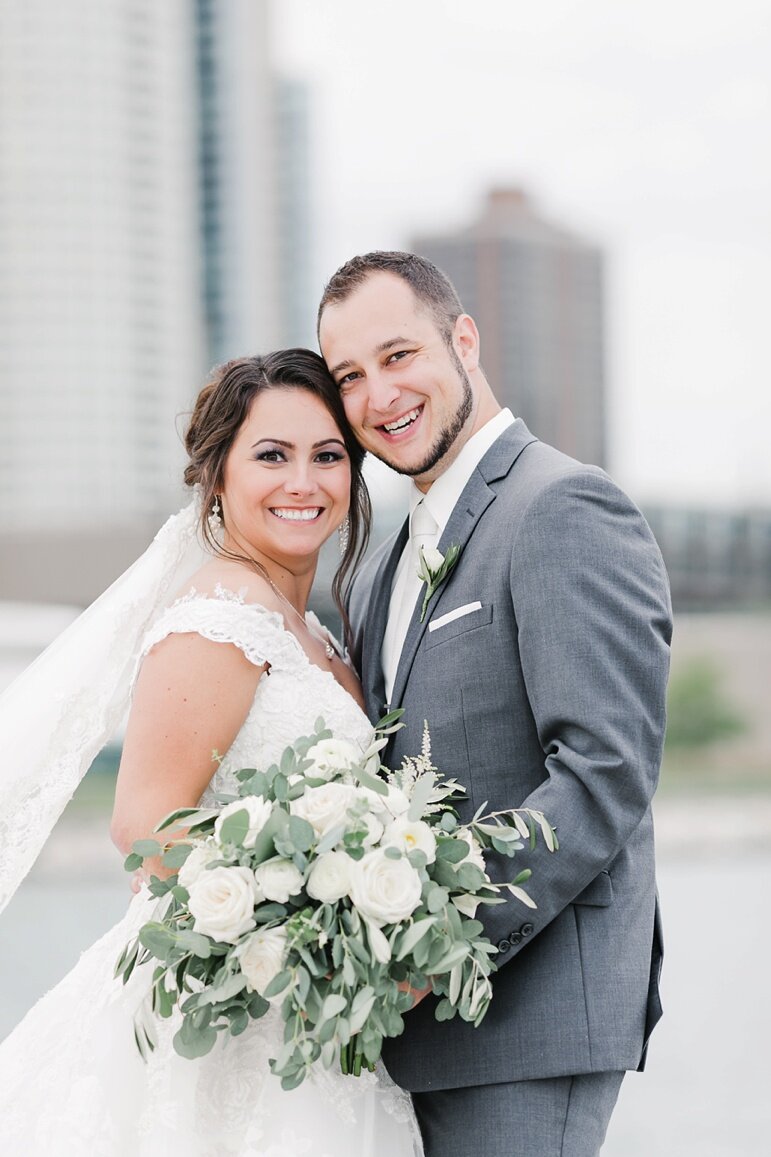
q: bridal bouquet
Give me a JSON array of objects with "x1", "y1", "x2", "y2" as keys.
[{"x1": 115, "y1": 712, "x2": 557, "y2": 1089}]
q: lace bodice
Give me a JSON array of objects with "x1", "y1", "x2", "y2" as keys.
[{"x1": 138, "y1": 585, "x2": 375, "y2": 807}]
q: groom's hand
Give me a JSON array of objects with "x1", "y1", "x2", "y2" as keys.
[{"x1": 398, "y1": 979, "x2": 432, "y2": 1009}]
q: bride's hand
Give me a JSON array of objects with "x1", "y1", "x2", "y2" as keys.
[{"x1": 397, "y1": 979, "x2": 432, "y2": 1009}]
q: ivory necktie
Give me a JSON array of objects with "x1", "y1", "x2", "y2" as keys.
[{"x1": 382, "y1": 498, "x2": 439, "y2": 704}]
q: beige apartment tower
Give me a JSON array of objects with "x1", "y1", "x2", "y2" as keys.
[{"x1": 412, "y1": 189, "x2": 606, "y2": 467}]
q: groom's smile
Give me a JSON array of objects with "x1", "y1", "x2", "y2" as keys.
[{"x1": 378, "y1": 404, "x2": 424, "y2": 440}]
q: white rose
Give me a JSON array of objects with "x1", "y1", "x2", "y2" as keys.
[
  {"x1": 187, "y1": 865, "x2": 259, "y2": 943},
  {"x1": 348, "y1": 847, "x2": 423, "y2": 927},
  {"x1": 305, "y1": 738, "x2": 361, "y2": 781},
  {"x1": 214, "y1": 796, "x2": 273, "y2": 848},
  {"x1": 458, "y1": 830, "x2": 488, "y2": 873},
  {"x1": 417, "y1": 544, "x2": 446, "y2": 583},
  {"x1": 421, "y1": 545, "x2": 445, "y2": 573},
  {"x1": 290, "y1": 782, "x2": 357, "y2": 839},
  {"x1": 238, "y1": 927, "x2": 287, "y2": 998},
  {"x1": 254, "y1": 858, "x2": 304, "y2": 903},
  {"x1": 306, "y1": 850, "x2": 353, "y2": 903},
  {"x1": 177, "y1": 841, "x2": 218, "y2": 890},
  {"x1": 382, "y1": 817, "x2": 437, "y2": 864}
]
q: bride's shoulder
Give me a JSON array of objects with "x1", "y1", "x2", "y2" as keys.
[{"x1": 172, "y1": 560, "x2": 284, "y2": 618}]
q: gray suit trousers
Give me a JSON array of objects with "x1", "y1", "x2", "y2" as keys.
[{"x1": 411, "y1": 1071, "x2": 624, "y2": 1157}]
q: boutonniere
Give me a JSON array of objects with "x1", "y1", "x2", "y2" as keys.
[{"x1": 417, "y1": 543, "x2": 461, "y2": 622}]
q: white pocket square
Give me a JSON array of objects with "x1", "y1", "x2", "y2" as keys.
[{"x1": 428, "y1": 601, "x2": 483, "y2": 632}]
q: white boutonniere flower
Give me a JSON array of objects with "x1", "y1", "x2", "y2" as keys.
[{"x1": 417, "y1": 543, "x2": 461, "y2": 622}]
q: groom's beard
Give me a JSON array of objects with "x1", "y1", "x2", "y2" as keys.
[{"x1": 375, "y1": 345, "x2": 474, "y2": 479}]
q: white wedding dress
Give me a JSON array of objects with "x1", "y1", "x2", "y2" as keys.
[{"x1": 0, "y1": 588, "x2": 423, "y2": 1156}]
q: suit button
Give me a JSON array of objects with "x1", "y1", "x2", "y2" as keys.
[
  {"x1": 497, "y1": 939, "x2": 510, "y2": 954},
  {"x1": 521, "y1": 923, "x2": 534, "y2": 937},
  {"x1": 509, "y1": 930, "x2": 522, "y2": 946}
]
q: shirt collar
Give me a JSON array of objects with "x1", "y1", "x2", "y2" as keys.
[{"x1": 408, "y1": 408, "x2": 515, "y2": 534}]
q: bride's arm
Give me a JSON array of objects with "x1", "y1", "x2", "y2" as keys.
[{"x1": 111, "y1": 631, "x2": 265, "y2": 866}]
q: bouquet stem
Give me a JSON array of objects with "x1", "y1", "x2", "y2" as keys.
[{"x1": 340, "y1": 1040, "x2": 375, "y2": 1077}]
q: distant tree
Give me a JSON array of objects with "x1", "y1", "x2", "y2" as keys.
[{"x1": 665, "y1": 656, "x2": 747, "y2": 750}]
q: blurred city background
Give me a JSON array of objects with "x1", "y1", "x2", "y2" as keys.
[{"x1": 1, "y1": 2, "x2": 769, "y2": 1152}]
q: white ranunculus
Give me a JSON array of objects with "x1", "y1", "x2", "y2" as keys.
[
  {"x1": 348, "y1": 847, "x2": 423, "y2": 927},
  {"x1": 187, "y1": 865, "x2": 259, "y2": 943},
  {"x1": 254, "y1": 858, "x2": 304, "y2": 904},
  {"x1": 239, "y1": 927, "x2": 288, "y2": 998},
  {"x1": 290, "y1": 783, "x2": 357, "y2": 839},
  {"x1": 177, "y1": 841, "x2": 218, "y2": 890},
  {"x1": 305, "y1": 738, "x2": 361, "y2": 781},
  {"x1": 214, "y1": 796, "x2": 273, "y2": 848},
  {"x1": 458, "y1": 829, "x2": 488, "y2": 873},
  {"x1": 306, "y1": 850, "x2": 353, "y2": 903},
  {"x1": 382, "y1": 817, "x2": 437, "y2": 864}
]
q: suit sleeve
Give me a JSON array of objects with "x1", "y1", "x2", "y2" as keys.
[{"x1": 481, "y1": 467, "x2": 672, "y2": 959}]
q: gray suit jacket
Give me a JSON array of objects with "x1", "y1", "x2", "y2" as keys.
[{"x1": 347, "y1": 421, "x2": 672, "y2": 1092}]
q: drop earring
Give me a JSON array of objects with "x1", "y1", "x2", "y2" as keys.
[{"x1": 208, "y1": 496, "x2": 222, "y2": 534}]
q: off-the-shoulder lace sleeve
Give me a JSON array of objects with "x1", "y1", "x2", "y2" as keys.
[{"x1": 138, "y1": 585, "x2": 305, "y2": 673}]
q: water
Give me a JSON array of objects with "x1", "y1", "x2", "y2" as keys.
[{"x1": 1, "y1": 805, "x2": 769, "y2": 1156}]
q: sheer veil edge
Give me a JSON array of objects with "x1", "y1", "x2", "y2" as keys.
[{"x1": 0, "y1": 499, "x2": 207, "y2": 914}]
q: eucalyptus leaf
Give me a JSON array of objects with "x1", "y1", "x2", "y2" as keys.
[
  {"x1": 407, "y1": 772, "x2": 437, "y2": 823},
  {"x1": 154, "y1": 805, "x2": 217, "y2": 832},
  {"x1": 172, "y1": 1019, "x2": 218, "y2": 1059},
  {"x1": 288, "y1": 815, "x2": 315, "y2": 852},
  {"x1": 436, "y1": 838, "x2": 468, "y2": 863},
  {"x1": 263, "y1": 968, "x2": 293, "y2": 999},
  {"x1": 395, "y1": 917, "x2": 437, "y2": 961},
  {"x1": 132, "y1": 838, "x2": 162, "y2": 858},
  {"x1": 162, "y1": 843, "x2": 193, "y2": 869},
  {"x1": 426, "y1": 885, "x2": 449, "y2": 914},
  {"x1": 218, "y1": 808, "x2": 250, "y2": 847},
  {"x1": 374, "y1": 707, "x2": 405, "y2": 730},
  {"x1": 321, "y1": 992, "x2": 348, "y2": 1019},
  {"x1": 253, "y1": 902, "x2": 288, "y2": 924},
  {"x1": 506, "y1": 884, "x2": 537, "y2": 909}
]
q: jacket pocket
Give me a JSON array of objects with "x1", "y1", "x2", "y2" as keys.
[
  {"x1": 424, "y1": 603, "x2": 493, "y2": 649},
  {"x1": 572, "y1": 870, "x2": 614, "y2": 907}
]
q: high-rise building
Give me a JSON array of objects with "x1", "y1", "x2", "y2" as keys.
[
  {"x1": 0, "y1": 0, "x2": 205, "y2": 535},
  {"x1": 194, "y1": 2, "x2": 313, "y2": 363},
  {"x1": 411, "y1": 188, "x2": 606, "y2": 466},
  {"x1": 194, "y1": 0, "x2": 284, "y2": 365}
]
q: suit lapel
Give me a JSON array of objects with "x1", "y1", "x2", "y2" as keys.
[
  {"x1": 389, "y1": 420, "x2": 538, "y2": 710},
  {"x1": 363, "y1": 518, "x2": 408, "y2": 717}
]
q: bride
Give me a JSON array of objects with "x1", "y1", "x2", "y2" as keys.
[{"x1": 0, "y1": 350, "x2": 423, "y2": 1155}]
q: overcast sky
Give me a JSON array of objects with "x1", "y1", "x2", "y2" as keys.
[{"x1": 273, "y1": 0, "x2": 771, "y2": 508}]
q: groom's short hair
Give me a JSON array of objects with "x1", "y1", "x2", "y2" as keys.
[{"x1": 317, "y1": 250, "x2": 465, "y2": 346}]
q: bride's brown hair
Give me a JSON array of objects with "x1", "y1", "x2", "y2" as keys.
[{"x1": 184, "y1": 349, "x2": 371, "y2": 641}]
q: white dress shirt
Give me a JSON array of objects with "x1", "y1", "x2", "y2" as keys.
[{"x1": 381, "y1": 408, "x2": 515, "y2": 702}]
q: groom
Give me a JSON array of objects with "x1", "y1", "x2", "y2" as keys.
[{"x1": 318, "y1": 251, "x2": 672, "y2": 1156}]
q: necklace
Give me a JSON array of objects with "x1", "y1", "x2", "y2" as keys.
[{"x1": 264, "y1": 576, "x2": 336, "y2": 661}]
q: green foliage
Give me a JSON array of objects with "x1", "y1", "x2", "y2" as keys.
[
  {"x1": 665, "y1": 656, "x2": 747, "y2": 750},
  {"x1": 115, "y1": 714, "x2": 558, "y2": 1087}
]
